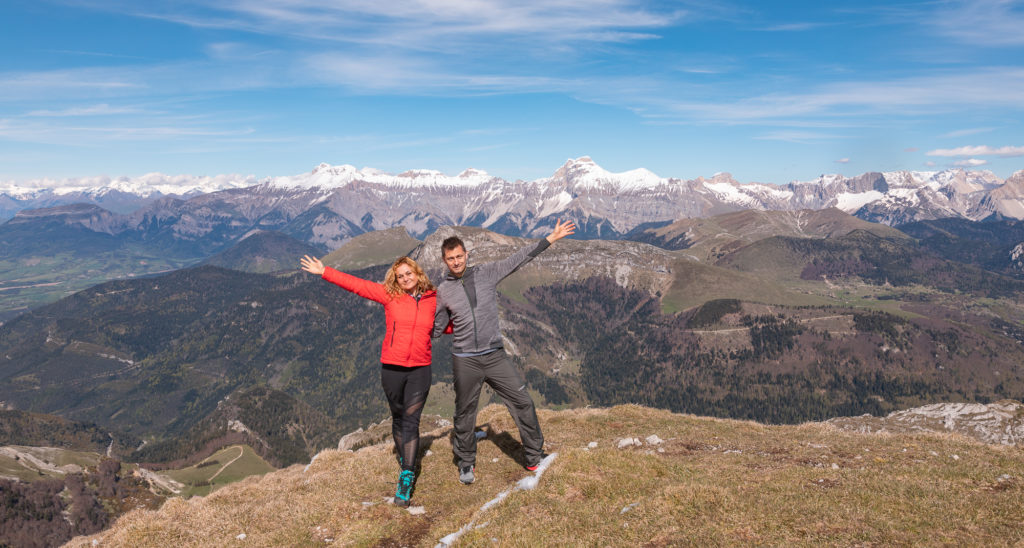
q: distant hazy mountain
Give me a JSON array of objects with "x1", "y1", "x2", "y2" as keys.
[
  {"x1": 0, "y1": 173, "x2": 258, "y2": 219},
  {"x1": 4, "y1": 159, "x2": 1022, "y2": 247},
  {"x1": 201, "y1": 231, "x2": 323, "y2": 274}
]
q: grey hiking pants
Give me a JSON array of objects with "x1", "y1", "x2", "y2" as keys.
[{"x1": 452, "y1": 349, "x2": 544, "y2": 468}]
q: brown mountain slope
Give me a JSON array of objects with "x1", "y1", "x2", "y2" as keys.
[
  {"x1": 321, "y1": 226, "x2": 421, "y2": 270},
  {"x1": 630, "y1": 207, "x2": 909, "y2": 261},
  {"x1": 69, "y1": 404, "x2": 1024, "y2": 547}
]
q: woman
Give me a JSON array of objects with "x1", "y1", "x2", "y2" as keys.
[{"x1": 300, "y1": 254, "x2": 435, "y2": 508}]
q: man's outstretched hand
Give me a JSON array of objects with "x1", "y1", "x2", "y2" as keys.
[
  {"x1": 300, "y1": 255, "x2": 325, "y2": 276},
  {"x1": 546, "y1": 219, "x2": 577, "y2": 244}
]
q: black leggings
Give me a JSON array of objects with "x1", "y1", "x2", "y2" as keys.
[{"x1": 380, "y1": 364, "x2": 431, "y2": 471}]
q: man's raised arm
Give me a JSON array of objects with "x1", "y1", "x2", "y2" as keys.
[{"x1": 487, "y1": 219, "x2": 577, "y2": 282}]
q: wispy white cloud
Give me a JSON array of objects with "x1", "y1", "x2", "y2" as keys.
[
  {"x1": 755, "y1": 22, "x2": 832, "y2": 32},
  {"x1": 39, "y1": 49, "x2": 146, "y2": 60},
  {"x1": 304, "y1": 52, "x2": 575, "y2": 94},
  {"x1": 0, "y1": 116, "x2": 255, "y2": 146},
  {"x1": 658, "y1": 68, "x2": 1024, "y2": 123},
  {"x1": 954, "y1": 158, "x2": 989, "y2": 167},
  {"x1": 0, "y1": 54, "x2": 291, "y2": 102},
  {"x1": 753, "y1": 130, "x2": 842, "y2": 143},
  {"x1": 25, "y1": 103, "x2": 144, "y2": 117},
  {"x1": 0, "y1": 69, "x2": 142, "y2": 100},
  {"x1": 22, "y1": 3, "x2": 1021, "y2": 131},
  {"x1": 927, "y1": 145, "x2": 1024, "y2": 157},
  {"x1": 835, "y1": 157, "x2": 850, "y2": 164},
  {"x1": 926, "y1": 0, "x2": 1024, "y2": 46},
  {"x1": 942, "y1": 127, "x2": 996, "y2": 138},
  {"x1": 69, "y1": 0, "x2": 684, "y2": 53}
]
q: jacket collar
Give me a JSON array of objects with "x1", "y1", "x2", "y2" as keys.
[{"x1": 445, "y1": 265, "x2": 473, "y2": 282}]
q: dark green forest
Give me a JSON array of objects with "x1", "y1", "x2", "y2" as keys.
[{"x1": 524, "y1": 277, "x2": 1024, "y2": 423}]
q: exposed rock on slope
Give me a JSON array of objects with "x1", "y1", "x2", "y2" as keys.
[{"x1": 828, "y1": 400, "x2": 1024, "y2": 446}]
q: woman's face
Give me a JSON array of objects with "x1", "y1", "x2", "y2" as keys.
[{"x1": 395, "y1": 263, "x2": 418, "y2": 293}]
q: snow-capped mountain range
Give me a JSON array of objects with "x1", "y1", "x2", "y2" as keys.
[
  {"x1": 0, "y1": 173, "x2": 259, "y2": 218},
  {"x1": 3, "y1": 157, "x2": 1023, "y2": 252}
]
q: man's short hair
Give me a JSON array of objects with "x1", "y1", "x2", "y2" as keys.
[{"x1": 441, "y1": 236, "x2": 465, "y2": 255}]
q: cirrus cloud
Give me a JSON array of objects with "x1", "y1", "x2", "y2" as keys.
[
  {"x1": 954, "y1": 158, "x2": 989, "y2": 167},
  {"x1": 927, "y1": 145, "x2": 1024, "y2": 157}
]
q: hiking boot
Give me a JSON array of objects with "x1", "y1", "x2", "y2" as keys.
[
  {"x1": 394, "y1": 470, "x2": 415, "y2": 507},
  {"x1": 458, "y1": 465, "x2": 475, "y2": 485}
]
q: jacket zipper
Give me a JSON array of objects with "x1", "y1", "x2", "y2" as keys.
[
  {"x1": 405, "y1": 295, "x2": 420, "y2": 361},
  {"x1": 461, "y1": 279, "x2": 478, "y2": 350},
  {"x1": 390, "y1": 320, "x2": 396, "y2": 347}
]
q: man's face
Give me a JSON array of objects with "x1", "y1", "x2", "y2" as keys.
[{"x1": 443, "y1": 245, "x2": 467, "y2": 277}]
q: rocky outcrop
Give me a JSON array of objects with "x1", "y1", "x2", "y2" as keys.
[
  {"x1": 338, "y1": 415, "x2": 451, "y2": 452},
  {"x1": 828, "y1": 400, "x2": 1024, "y2": 445}
]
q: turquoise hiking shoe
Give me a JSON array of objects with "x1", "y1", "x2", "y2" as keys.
[{"x1": 394, "y1": 470, "x2": 415, "y2": 507}]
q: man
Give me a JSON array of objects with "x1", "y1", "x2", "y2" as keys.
[{"x1": 433, "y1": 220, "x2": 576, "y2": 485}]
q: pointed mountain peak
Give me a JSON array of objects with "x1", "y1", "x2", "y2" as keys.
[
  {"x1": 709, "y1": 172, "x2": 738, "y2": 184},
  {"x1": 311, "y1": 163, "x2": 358, "y2": 177},
  {"x1": 990, "y1": 170, "x2": 1024, "y2": 199},
  {"x1": 548, "y1": 156, "x2": 663, "y2": 191},
  {"x1": 458, "y1": 168, "x2": 490, "y2": 179}
]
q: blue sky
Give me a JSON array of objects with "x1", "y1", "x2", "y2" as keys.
[{"x1": 1, "y1": 0, "x2": 1023, "y2": 184}]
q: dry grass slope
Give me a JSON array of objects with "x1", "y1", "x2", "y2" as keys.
[{"x1": 68, "y1": 404, "x2": 1024, "y2": 547}]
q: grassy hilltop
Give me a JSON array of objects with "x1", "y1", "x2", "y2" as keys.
[{"x1": 68, "y1": 404, "x2": 1024, "y2": 547}]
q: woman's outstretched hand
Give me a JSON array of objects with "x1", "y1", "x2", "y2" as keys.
[
  {"x1": 300, "y1": 255, "x2": 325, "y2": 276},
  {"x1": 546, "y1": 219, "x2": 577, "y2": 244}
]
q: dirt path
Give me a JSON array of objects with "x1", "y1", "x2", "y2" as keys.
[{"x1": 208, "y1": 446, "x2": 245, "y2": 483}]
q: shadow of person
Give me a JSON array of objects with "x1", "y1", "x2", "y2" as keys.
[{"x1": 444, "y1": 422, "x2": 531, "y2": 468}]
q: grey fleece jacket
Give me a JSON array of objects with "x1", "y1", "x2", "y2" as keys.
[{"x1": 433, "y1": 239, "x2": 551, "y2": 354}]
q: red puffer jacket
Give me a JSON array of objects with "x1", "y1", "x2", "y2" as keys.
[{"x1": 322, "y1": 267, "x2": 436, "y2": 367}]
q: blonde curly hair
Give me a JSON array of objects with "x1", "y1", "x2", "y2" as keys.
[{"x1": 383, "y1": 256, "x2": 434, "y2": 297}]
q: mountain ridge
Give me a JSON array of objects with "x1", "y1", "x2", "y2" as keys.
[{"x1": 4, "y1": 159, "x2": 1023, "y2": 237}]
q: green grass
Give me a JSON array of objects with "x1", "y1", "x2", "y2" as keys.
[
  {"x1": 161, "y1": 445, "x2": 275, "y2": 498},
  {"x1": 0, "y1": 454, "x2": 56, "y2": 481},
  {"x1": 0, "y1": 248, "x2": 200, "y2": 319},
  {"x1": 661, "y1": 259, "x2": 826, "y2": 313},
  {"x1": 0, "y1": 446, "x2": 104, "y2": 481},
  {"x1": 322, "y1": 228, "x2": 421, "y2": 271}
]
